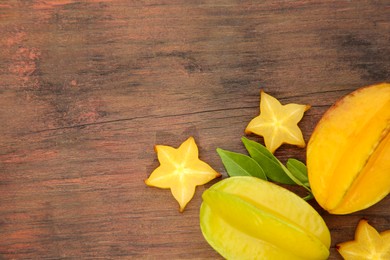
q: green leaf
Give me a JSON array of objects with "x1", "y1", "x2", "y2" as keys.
[
  {"x1": 302, "y1": 193, "x2": 314, "y2": 201},
  {"x1": 278, "y1": 162, "x2": 312, "y2": 193},
  {"x1": 286, "y1": 158, "x2": 309, "y2": 187},
  {"x1": 216, "y1": 148, "x2": 267, "y2": 180},
  {"x1": 241, "y1": 137, "x2": 295, "y2": 184}
]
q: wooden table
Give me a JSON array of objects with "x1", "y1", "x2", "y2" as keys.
[{"x1": 1, "y1": 1, "x2": 389, "y2": 259}]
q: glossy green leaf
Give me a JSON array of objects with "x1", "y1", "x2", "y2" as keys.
[
  {"x1": 286, "y1": 158, "x2": 309, "y2": 187},
  {"x1": 216, "y1": 148, "x2": 267, "y2": 180},
  {"x1": 241, "y1": 137, "x2": 295, "y2": 184},
  {"x1": 278, "y1": 162, "x2": 312, "y2": 193}
]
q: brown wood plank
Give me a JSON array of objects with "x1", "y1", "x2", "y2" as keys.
[{"x1": 1, "y1": 0, "x2": 389, "y2": 259}]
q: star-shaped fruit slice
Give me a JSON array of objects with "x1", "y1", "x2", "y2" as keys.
[
  {"x1": 337, "y1": 219, "x2": 390, "y2": 259},
  {"x1": 245, "y1": 90, "x2": 310, "y2": 153},
  {"x1": 145, "y1": 136, "x2": 221, "y2": 212}
]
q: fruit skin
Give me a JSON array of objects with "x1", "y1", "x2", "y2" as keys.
[
  {"x1": 200, "y1": 176, "x2": 330, "y2": 260},
  {"x1": 307, "y1": 83, "x2": 390, "y2": 214}
]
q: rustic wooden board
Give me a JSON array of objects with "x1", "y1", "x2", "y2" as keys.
[{"x1": 0, "y1": 1, "x2": 389, "y2": 259}]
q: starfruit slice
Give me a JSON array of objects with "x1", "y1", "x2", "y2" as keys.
[
  {"x1": 200, "y1": 176, "x2": 330, "y2": 259},
  {"x1": 245, "y1": 90, "x2": 310, "y2": 153},
  {"x1": 307, "y1": 83, "x2": 390, "y2": 214},
  {"x1": 145, "y1": 136, "x2": 221, "y2": 212},
  {"x1": 337, "y1": 219, "x2": 390, "y2": 259}
]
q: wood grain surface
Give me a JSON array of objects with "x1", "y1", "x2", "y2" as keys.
[{"x1": 0, "y1": 1, "x2": 389, "y2": 259}]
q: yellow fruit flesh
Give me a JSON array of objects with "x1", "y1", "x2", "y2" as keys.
[
  {"x1": 337, "y1": 219, "x2": 390, "y2": 260},
  {"x1": 307, "y1": 83, "x2": 390, "y2": 214},
  {"x1": 200, "y1": 177, "x2": 330, "y2": 259},
  {"x1": 245, "y1": 90, "x2": 310, "y2": 153},
  {"x1": 145, "y1": 136, "x2": 221, "y2": 212}
]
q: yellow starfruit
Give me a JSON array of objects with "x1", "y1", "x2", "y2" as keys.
[
  {"x1": 200, "y1": 176, "x2": 330, "y2": 259},
  {"x1": 245, "y1": 90, "x2": 310, "y2": 153},
  {"x1": 337, "y1": 219, "x2": 390, "y2": 260},
  {"x1": 145, "y1": 136, "x2": 221, "y2": 212},
  {"x1": 307, "y1": 83, "x2": 390, "y2": 214}
]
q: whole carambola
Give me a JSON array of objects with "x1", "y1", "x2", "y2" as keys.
[
  {"x1": 307, "y1": 83, "x2": 390, "y2": 214},
  {"x1": 200, "y1": 176, "x2": 330, "y2": 259}
]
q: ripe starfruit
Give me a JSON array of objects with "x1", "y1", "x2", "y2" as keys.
[
  {"x1": 307, "y1": 83, "x2": 390, "y2": 214},
  {"x1": 200, "y1": 176, "x2": 331, "y2": 259}
]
